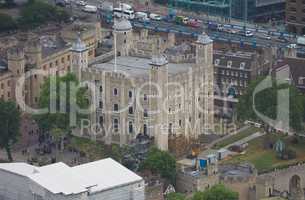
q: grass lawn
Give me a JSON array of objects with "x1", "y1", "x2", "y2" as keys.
[
  {"x1": 213, "y1": 127, "x2": 261, "y2": 149},
  {"x1": 221, "y1": 133, "x2": 305, "y2": 173}
]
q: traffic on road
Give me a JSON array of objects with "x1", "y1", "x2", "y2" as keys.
[{"x1": 54, "y1": 0, "x2": 305, "y2": 52}]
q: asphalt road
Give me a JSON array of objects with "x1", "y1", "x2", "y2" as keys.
[{"x1": 59, "y1": 0, "x2": 304, "y2": 52}]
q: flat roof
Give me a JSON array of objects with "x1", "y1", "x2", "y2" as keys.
[
  {"x1": 0, "y1": 158, "x2": 143, "y2": 195},
  {"x1": 93, "y1": 56, "x2": 194, "y2": 77},
  {"x1": 72, "y1": 158, "x2": 143, "y2": 193},
  {"x1": 0, "y1": 162, "x2": 38, "y2": 177}
]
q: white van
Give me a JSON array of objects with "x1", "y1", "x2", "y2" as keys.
[
  {"x1": 113, "y1": 7, "x2": 135, "y2": 19},
  {"x1": 135, "y1": 12, "x2": 149, "y2": 21},
  {"x1": 82, "y1": 5, "x2": 97, "y2": 13},
  {"x1": 149, "y1": 13, "x2": 162, "y2": 21},
  {"x1": 119, "y1": 3, "x2": 132, "y2": 11}
]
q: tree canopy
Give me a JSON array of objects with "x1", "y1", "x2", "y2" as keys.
[
  {"x1": 0, "y1": 13, "x2": 16, "y2": 32},
  {"x1": 237, "y1": 76, "x2": 305, "y2": 132},
  {"x1": 18, "y1": 0, "x2": 69, "y2": 28},
  {"x1": 0, "y1": 100, "x2": 21, "y2": 161},
  {"x1": 141, "y1": 147, "x2": 176, "y2": 184},
  {"x1": 192, "y1": 184, "x2": 238, "y2": 200},
  {"x1": 34, "y1": 73, "x2": 88, "y2": 134}
]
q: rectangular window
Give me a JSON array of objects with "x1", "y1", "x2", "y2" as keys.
[{"x1": 114, "y1": 104, "x2": 119, "y2": 111}]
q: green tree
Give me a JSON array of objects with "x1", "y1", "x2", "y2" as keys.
[
  {"x1": 0, "y1": 100, "x2": 21, "y2": 161},
  {"x1": 34, "y1": 73, "x2": 88, "y2": 149},
  {"x1": 18, "y1": 0, "x2": 69, "y2": 28},
  {"x1": 192, "y1": 184, "x2": 238, "y2": 200},
  {"x1": 0, "y1": 13, "x2": 16, "y2": 32},
  {"x1": 141, "y1": 147, "x2": 176, "y2": 184},
  {"x1": 236, "y1": 76, "x2": 305, "y2": 132},
  {"x1": 166, "y1": 193, "x2": 186, "y2": 200}
]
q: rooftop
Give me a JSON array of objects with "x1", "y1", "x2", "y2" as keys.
[
  {"x1": 218, "y1": 163, "x2": 256, "y2": 179},
  {"x1": 213, "y1": 50, "x2": 255, "y2": 70},
  {"x1": 93, "y1": 56, "x2": 195, "y2": 77},
  {"x1": 0, "y1": 158, "x2": 143, "y2": 195},
  {"x1": 40, "y1": 36, "x2": 70, "y2": 58}
]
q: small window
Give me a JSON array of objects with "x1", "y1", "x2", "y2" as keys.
[
  {"x1": 113, "y1": 118, "x2": 119, "y2": 132},
  {"x1": 99, "y1": 101, "x2": 103, "y2": 108},
  {"x1": 214, "y1": 59, "x2": 220, "y2": 66},
  {"x1": 298, "y1": 77, "x2": 304, "y2": 85},
  {"x1": 144, "y1": 109, "x2": 148, "y2": 117},
  {"x1": 113, "y1": 88, "x2": 118, "y2": 96},
  {"x1": 113, "y1": 104, "x2": 119, "y2": 111},
  {"x1": 143, "y1": 124, "x2": 147, "y2": 135},
  {"x1": 129, "y1": 107, "x2": 133, "y2": 114},
  {"x1": 227, "y1": 60, "x2": 232, "y2": 68},
  {"x1": 179, "y1": 119, "x2": 182, "y2": 127},
  {"x1": 240, "y1": 62, "x2": 246, "y2": 69},
  {"x1": 128, "y1": 91, "x2": 132, "y2": 98},
  {"x1": 99, "y1": 116, "x2": 103, "y2": 124},
  {"x1": 100, "y1": 86, "x2": 103, "y2": 93},
  {"x1": 144, "y1": 94, "x2": 147, "y2": 101},
  {"x1": 129, "y1": 121, "x2": 133, "y2": 133}
]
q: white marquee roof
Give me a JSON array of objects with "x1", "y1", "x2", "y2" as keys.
[{"x1": 0, "y1": 158, "x2": 143, "y2": 195}]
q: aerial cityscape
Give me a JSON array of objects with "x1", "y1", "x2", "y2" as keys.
[{"x1": 0, "y1": 0, "x2": 305, "y2": 199}]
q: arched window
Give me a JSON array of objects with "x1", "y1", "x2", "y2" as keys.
[{"x1": 113, "y1": 88, "x2": 118, "y2": 96}]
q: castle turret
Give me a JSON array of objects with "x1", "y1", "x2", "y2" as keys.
[
  {"x1": 24, "y1": 39, "x2": 42, "y2": 67},
  {"x1": 71, "y1": 34, "x2": 88, "y2": 80},
  {"x1": 194, "y1": 33, "x2": 214, "y2": 135},
  {"x1": 7, "y1": 47, "x2": 25, "y2": 77},
  {"x1": 149, "y1": 42, "x2": 169, "y2": 150},
  {"x1": 113, "y1": 18, "x2": 133, "y2": 56}
]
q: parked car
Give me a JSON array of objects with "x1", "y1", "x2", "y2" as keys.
[
  {"x1": 187, "y1": 19, "x2": 201, "y2": 28},
  {"x1": 82, "y1": 5, "x2": 97, "y2": 13},
  {"x1": 135, "y1": 11, "x2": 149, "y2": 21},
  {"x1": 149, "y1": 13, "x2": 162, "y2": 21},
  {"x1": 259, "y1": 34, "x2": 271, "y2": 40},
  {"x1": 76, "y1": 0, "x2": 86, "y2": 6}
]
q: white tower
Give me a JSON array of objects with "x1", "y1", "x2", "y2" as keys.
[{"x1": 71, "y1": 34, "x2": 88, "y2": 80}]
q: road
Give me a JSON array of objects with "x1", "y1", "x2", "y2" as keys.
[{"x1": 59, "y1": 0, "x2": 305, "y2": 54}]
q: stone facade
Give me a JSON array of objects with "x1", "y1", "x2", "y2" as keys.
[{"x1": 73, "y1": 19, "x2": 215, "y2": 151}]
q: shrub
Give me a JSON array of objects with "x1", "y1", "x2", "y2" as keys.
[{"x1": 0, "y1": 13, "x2": 16, "y2": 32}]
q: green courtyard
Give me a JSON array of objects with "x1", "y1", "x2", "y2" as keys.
[{"x1": 221, "y1": 133, "x2": 305, "y2": 173}]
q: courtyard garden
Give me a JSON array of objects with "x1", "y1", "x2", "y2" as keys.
[{"x1": 222, "y1": 133, "x2": 305, "y2": 173}]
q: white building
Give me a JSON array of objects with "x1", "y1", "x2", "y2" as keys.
[{"x1": 0, "y1": 158, "x2": 145, "y2": 200}]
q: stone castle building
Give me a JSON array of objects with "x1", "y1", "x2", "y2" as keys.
[
  {"x1": 0, "y1": 18, "x2": 214, "y2": 151},
  {"x1": 72, "y1": 18, "x2": 215, "y2": 151}
]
